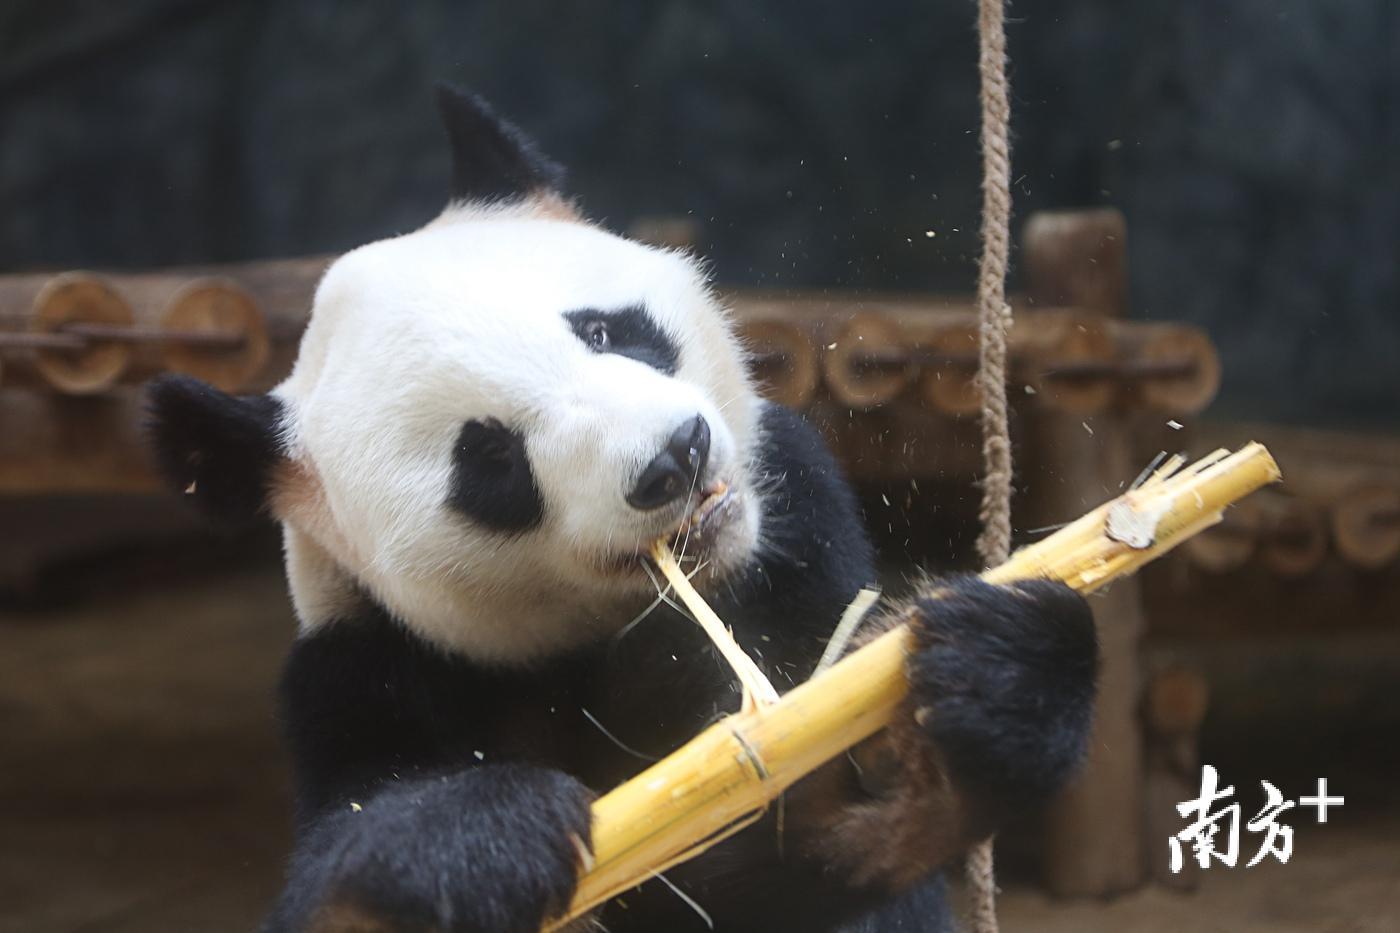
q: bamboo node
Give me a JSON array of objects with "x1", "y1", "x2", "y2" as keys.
[{"x1": 731, "y1": 728, "x2": 770, "y2": 780}]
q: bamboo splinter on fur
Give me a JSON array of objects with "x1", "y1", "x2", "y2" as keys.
[
  {"x1": 544, "y1": 443, "x2": 1281, "y2": 929},
  {"x1": 652, "y1": 542, "x2": 781, "y2": 710}
]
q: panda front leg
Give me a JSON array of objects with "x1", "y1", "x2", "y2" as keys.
[
  {"x1": 264, "y1": 764, "x2": 594, "y2": 933},
  {"x1": 788, "y1": 575, "x2": 1099, "y2": 896}
]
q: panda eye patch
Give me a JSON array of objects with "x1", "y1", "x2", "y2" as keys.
[
  {"x1": 447, "y1": 418, "x2": 543, "y2": 533},
  {"x1": 565, "y1": 306, "x2": 679, "y2": 375}
]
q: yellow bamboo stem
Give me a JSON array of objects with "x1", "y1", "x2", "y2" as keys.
[{"x1": 546, "y1": 443, "x2": 1281, "y2": 928}]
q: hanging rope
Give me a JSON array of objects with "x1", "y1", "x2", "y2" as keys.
[{"x1": 968, "y1": 0, "x2": 1014, "y2": 930}]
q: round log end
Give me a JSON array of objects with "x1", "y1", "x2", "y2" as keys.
[
  {"x1": 1136, "y1": 325, "x2": 1221, "y2": 415},
  {"x1": 1331, "y1": 485, "x2": 1400, "y2": 570},
  {"x1": 1026, "y1": 312, "x2": 1118, "y2": 414},
  {"x1": 1181, "y1": 507, "x2": 1257, "y2": 573},
  {"x1": 31, "y1": 274, "x2": 134, "y2": 394},
  {"x1": 1260, "y1": 498, "x2": 1329, "y2": 578},
  {"x1": 737, "y1": 319, "x2": 820, "y2": 409},
  {"x1": 917, "y1": 324, "x2": 982, "y2": 415},
  {"x1": 161, "y1": 279, "x2": 270, "y2": 391},
  {"x1": 821, "y1": 313, "x2": 910, "y2": 409}
]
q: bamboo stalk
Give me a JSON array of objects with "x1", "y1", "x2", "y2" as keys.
[{"x1": 546, "y1": 443, "x2": 1281, "y2": 928}]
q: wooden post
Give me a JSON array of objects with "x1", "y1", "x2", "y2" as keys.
[
  {"x1": 1023, "y1": 208, "x2": 1147, "y2": 897},
  {"x1": 1142, "y1": 664, "x2": 1209, "y2": 890},
  {"x1": 1024, "y1": 411, "x2": 1148, "y2": 897},
  {"x1": 1022, "y1": 208, "x2": 1128, "y2": 316}
]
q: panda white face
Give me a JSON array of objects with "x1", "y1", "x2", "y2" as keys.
[{"x1": 270, "y1": 199, "x2": 764, "y2": 662}]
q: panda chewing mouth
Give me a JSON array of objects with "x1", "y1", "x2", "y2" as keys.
[
  {"x1": 677, "y1": 480, "x2": 733, "y2": 542},
  {"x1": 599, "y1": 481, "x2": 736, "y2": 578}
]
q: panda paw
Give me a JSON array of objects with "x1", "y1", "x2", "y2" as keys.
[
  {"x1": 904, "y1": 575, "x2": 1099, "y2": 803},
  {"x1": 288, "y1": 765, "x2": 593, "y2": 933}
]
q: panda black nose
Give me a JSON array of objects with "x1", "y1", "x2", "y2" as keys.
[{"x1": 627, "y1": 415, "x2": 711, "y2": 511}]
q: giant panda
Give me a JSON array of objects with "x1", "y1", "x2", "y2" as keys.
[{"x1": 147, "y1": 87, "x2": 1098, "y2": 933}]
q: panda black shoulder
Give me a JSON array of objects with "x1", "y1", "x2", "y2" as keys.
[{"x1": 714, "y1": 402, "x2": 876, "y2": 638}]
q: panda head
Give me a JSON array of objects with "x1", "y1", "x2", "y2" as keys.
[{"x1": 149, "y1": 87, "x2": 763, "y2": 662}]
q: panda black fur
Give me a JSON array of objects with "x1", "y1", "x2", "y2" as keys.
[{"x1": 147, "y1": 87, "x2": 1099, "y2": 933}]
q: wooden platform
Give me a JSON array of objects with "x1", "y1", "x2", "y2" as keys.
[{"x1": 2, "y1": 559, "x2": 1397, "y2": 931}]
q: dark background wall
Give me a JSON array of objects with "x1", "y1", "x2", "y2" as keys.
[{"x1": 1, "y1": 1, "x2": 1395, "y2": 427}]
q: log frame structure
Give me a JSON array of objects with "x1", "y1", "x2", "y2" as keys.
[{"x1": 3, "y1": 209, "x2": 1338, "y2": 904}]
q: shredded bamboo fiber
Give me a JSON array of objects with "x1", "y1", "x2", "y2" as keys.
[{"x1": 545, "y1": 444, "x2": 1281, "y2": 929}]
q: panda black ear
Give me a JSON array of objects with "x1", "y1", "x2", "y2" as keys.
[
  {"x1": 145, "y1": 375, "x2": 285, "y2": 525},
  {"x1": 434, "y1": 84, "x2": 565, "y2": 204}
]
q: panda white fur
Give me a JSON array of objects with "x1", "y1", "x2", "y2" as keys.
[{"x1": 148, "y1": 87, "x2": 1098, "y2": 933}]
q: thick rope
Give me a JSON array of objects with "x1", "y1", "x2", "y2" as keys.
[{"x1": 968, "y1": 0, "x2": 1014, "y2": 930}]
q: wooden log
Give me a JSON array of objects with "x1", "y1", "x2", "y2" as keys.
[
  {"x1": 811, "y1": 399, "x2": 986, "y2": 481},
  {"x1": 819, "y1": 307, "x2": 1120, "y2": 416},
  {"x1": 0, "y1": 273, "x2": 136, "y2": 394},
  {"x1": 1143, "y1": 556, "x2": 1400, "y2": 639},
  {"x1": 1021, "y1": 208, "x2": 1128, "y2": 317},
  {"x1": 1, "y1": 257, "x2": 326, "y2": 335},
  {"x1": 1185, "y1": 420, "x2": 1400, "y2": 478},
  {"x1": 1024, "y1": 412, "x2": 1147, "y2": 898},
  {"x1": 1, "y1": 260, "x2": 323, "y2": 393},
  {"x1": 1158, "y1": 420, "x2": 1400, "y2": 572},
  {"x1": 155, "y1": 279, "x2": 270, "y2": 391},
  {"x1": 1142, "y1": 664, "x2": 1209, "y2": 891},
  {"x1": 1255, "y1": 494, "x2": 1329, "y2": 578},
  {"x1": 734, "y1": 318, "x2": 821, "y2": 409},
  {"x1": 1109, "y1": 321, "x2": 1221, "y2": 415},
  {"x1": 50, "y1": 275, "x2": 274, "y2": 392},
  {"x1": 0, "y1": 389, "x2": 159, "y2": 494},
  {"x1": 1331, "y1": 484, "x2": 1400, "y2": 570},
  {"x1": 821, "y1": 311, "x2": 913, "y2": 408},
  {"x1": 1180, "y1": 499, "x2": 1260, "y2": 573},
  {"x1": 905, "y1": 311, "x2": 1121, "y2": 417},
  {"x1": 913, "y1": 320, "x2": 982, "y2": 415},
  {"x1": 1012, "y1": 309, "x2": 1119, "y2": 414}
]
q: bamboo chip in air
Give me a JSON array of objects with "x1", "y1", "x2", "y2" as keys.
[{"x1": 546, "y1": 442, "x2": 1281, "y2": 928}]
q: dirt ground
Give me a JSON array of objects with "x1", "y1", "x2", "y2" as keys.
[{"x1": 2, "y1": 564, "x2": 1397, "y2": 932}]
